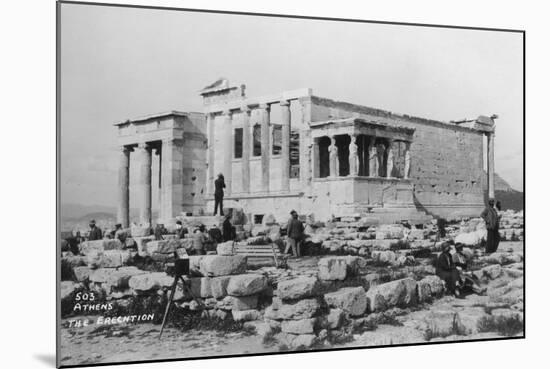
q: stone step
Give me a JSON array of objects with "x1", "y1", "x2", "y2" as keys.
[{"x1": 178, "y1": 215, "x2": 223, "y2": 228}]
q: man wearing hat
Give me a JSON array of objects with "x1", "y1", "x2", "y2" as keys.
[
  {"x1": 481, "y1": 198, "x2": 500, "y2": 254},
  {"x1": 213, "y1": 173, "x2": 226, "y2": 216},
  {"x1": 88, "y1": 219, "x2": 103, "y2": 241},
  {"x1": 285, "y1": 210, "x2": 304, "y2": 257},
  {"x1": 435, "y1": 241, "x2": 460, "y2": 297}
]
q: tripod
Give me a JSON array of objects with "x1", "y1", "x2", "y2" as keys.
[{"x1": 159, "y1": 267, "x2": 206, "y2": 338}]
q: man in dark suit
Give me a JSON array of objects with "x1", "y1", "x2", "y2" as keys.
[
  {"x1": 88, "y1": 219, "x2": 102, "y2": 241},
  {"x1": 214, "y1": 173, "x2": 226, "y2": 216},
  {"x1": 284, "y1": 210, "x2": 304, "y2": 257},
  {"x1": 481, "y1": 198, "x2": 500, "y2": 254}
]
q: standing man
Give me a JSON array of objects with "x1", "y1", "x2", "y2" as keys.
[
  {"x1": 88, "y1": 220, "x2": 102, "y2": 241},
  {"x1": 222, "y1": 214, "x2": 235, "y2": 242},
  {"x1": 175, "y1": 220, "x2": 188, "y2": 240},
  {"x1": 285, "y1": 210, "x2": 304, "y2": 257},
  {"x1": 214, "y1": 173, "x2": 226, "y2": 216},
  {"x1": 191, "y1": 224, "x2": 207, "y2": 255},
  {"x1": 481, "y1": 198, "x2": 500, "y2": 254}
]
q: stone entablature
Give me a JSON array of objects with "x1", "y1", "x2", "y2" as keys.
[{"x1": 114, "y1": 79, "x2": 497, "y2": 224}]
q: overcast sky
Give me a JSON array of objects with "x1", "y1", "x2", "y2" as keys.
[{"x1": 60, "y1": 3, "x2": 523, "y2": 208}]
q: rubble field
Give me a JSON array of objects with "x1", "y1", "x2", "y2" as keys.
[{"x1": 60, "y1": 209, "x2": 524, "y2": 366}]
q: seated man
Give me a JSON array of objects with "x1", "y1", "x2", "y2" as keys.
[
  {"x1": 453, "y1": 243, "x2": 485, "y2": 295},
  {"x1": 435, "y1": 242, "x2": 461, "y2": 298}
]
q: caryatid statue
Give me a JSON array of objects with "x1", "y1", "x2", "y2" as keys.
[
  {"x1": 328, "y1": 136, "x2": 339, "y2": 177},
  {"x1": 386, "y1": 147, "x2": 394, "y2": 178},
  {"x1": 348, "y1": 134, "x2": 359, "y2": 176},
  {"x1": 368, "y1": 140, "x2": 378, "y2": 177},
  {"x1": 404, "y1": 142, "x2": 411, "y2": 179}
]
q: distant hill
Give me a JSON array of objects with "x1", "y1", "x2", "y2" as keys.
[
  {"x1": 495, "y1": 190, "x2": 524, "y2": 211},
  {"x1": 490, "y1": 172, "x2": 523, "y2": 211}
]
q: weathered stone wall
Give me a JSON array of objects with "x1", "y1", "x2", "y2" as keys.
[
  {"x1": 179, "y1": 113, "x2": 207, "y2": 215},
  {"x1": 310, "y1": 97, "x2": 486, "y2": 219}
]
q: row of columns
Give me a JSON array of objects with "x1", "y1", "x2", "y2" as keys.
[
  {"x1": 117, "y1": 139, "x2": 183, "y2": 228},
  {"x1": 320, "y1": 134, "x2": 411, "y2": 179},
  {"x1": 206, "y1": 100, "x2": 292, "y2": 196}
]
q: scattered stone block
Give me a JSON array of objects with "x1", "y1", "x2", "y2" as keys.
[
  {"x1": 324, "y1": 286, "x2": 367, "y2": 316},
  {"x1": 216, "y1": 241, "x2": 235, "y2": 256},
  {"x1": 281, "y1": 318, "x2": 317, "y2": 334},
  {"x1": 87, "y1": 250, "x2": 132, "y2": 268},
  {"x1": 366, "y1": 278, "x2": 418, "y2": 312},
  {"x1": 265, "y1": 298, "x2": 320, "y2": 320},
  {"x1": 189, "y1": 277, "x2": 213, "y2": 298},
  {"x1": 219, "y1": 295, "x2": 259, "y2": 311},
  {"x1": 146, "y1": 240, "x2": 177, "y2": 254},
  {"x1": 371, "y1": 250, "x2": 397, "y2": 264},
  {"x1": 199, "y1": 255, "x2": 247, "y2": 277},
  {"x1": 277, "y1": 276, "x2": 320, "y2": 301},
  {"x1": 105, "y1": 266, "x2": 146, "y2": 289},
  {"x1": 232, "y1": 309, "x2": 261, "y2": 322},
  {"x1": 61, "y1": 281, "x2": 80, "y2": 300},
  {"x1": 128, "y1": 272, "x2": 173, "y2": 292},
  {"x1": 210, "y1": 276, "x2": 231, "y2": 299},
  {"x1": 327, "y1": 308, "x2": 345, "y2": 329},
  {"x1": 73, "y1": 266, "x2": 93, "y2": 283},
  {"x1": 318, "y1": 257, "x2": 347, "y2": 281},
  {"x1": 226, "y1": 274, "x2": 268, "y2": 296},
  {"x1": 417, "y1": 275, "x2": 446, "y2": 302}
]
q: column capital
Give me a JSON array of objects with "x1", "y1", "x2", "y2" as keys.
[
  {"x1": 258, "y1": 103, "x2": 270, "y2": 111},
  {"x1": 137, "y1": 142, "x2": 150, "y2": 150},
  {"x1": 222, "y1": 109, "x2": 233, "y2": 117},
  {"x1": 280, "y1": 99, "x2": 290, "y2": 107},
  {"x1": 240, "y1": 105, "x2": 252, "y2": 114}
]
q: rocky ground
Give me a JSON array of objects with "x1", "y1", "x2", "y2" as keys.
[{"x1": 59, "y1": 210, "x2": 524, "y2": 366}]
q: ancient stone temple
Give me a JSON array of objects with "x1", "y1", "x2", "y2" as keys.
[
  {"x1": 114, "y1": 111, "x2": 207, "y2": 227},
  {"x1": 115, "y1": 78, "x2": 496, "y2": 225}
]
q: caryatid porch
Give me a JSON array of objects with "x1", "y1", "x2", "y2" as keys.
[{"x1": 309, "y1": 117, "x2": 416, "y2": 212}]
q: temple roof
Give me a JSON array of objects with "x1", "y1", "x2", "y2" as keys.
[{"x1": 113, "y1": 111, "x2": 200, "y2": 126}]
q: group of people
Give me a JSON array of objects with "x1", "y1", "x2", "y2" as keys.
[
  {"x1": 213, "y1": 172, "x2": 305, "y2": 258},
  {"x1": 435, "y1": 197, "x2": 503, "y2": 298},
  {"x1": 435, "y1": 241, "x2": 485, "y2": 298}
]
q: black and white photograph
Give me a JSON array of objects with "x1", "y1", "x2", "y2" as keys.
[{"x1": 55, "y1": 1, "x2": 526, "y2": 367}]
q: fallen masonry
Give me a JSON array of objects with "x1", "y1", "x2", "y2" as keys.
[{"x1": 60, "y1": 210, "x2": 524, "y2": 350}]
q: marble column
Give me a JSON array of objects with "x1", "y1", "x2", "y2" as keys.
[
  {"x1": 137, "y1": 142, "x2": 152, "y2": 227},
  {"x1": 328, "y1": 135, "x2": 338, "y2": 177},
  {"x1": 299, "y1": 97, "x2": 312, "y2": 190},
  {"x1": 404, "y1": 142, "x2": 411, "y2": 179},
  {"x1": 222, "y1": 110, "x2": 233, "y2": 195},
  {"x1": 368, "y1": 137, "x2": 378, "y2": 177},
  {"x1": 259, "y1": 103, "x2": 270, "y2": 192},
  {"x1": 487, "y1": 132, "x2": 495, "y2": 199},
  {"x1": 160, "y1": 138, "x2": 184, "y2": 222},
  {"x1": 280, "y1": 100, "x2": 291, "y2": 192},
  {"x1": 312, "y1": 138, "x2": 320, "y2": 178},
  {"x1": 348, "y1": 133, "x2": 359, "y2": 176},
  {"x1": 386, "y1": 139, "x2": 394, "y2": 179},
  {"x1": 117, "y1": 146, "x2": 130, "y2": 228},
  {"x1": 241, "y1": 106, "x2": 251, "y2": 193},
  {"x1": 206, "y1": 112, "x2": 215, "y2": 196}
]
